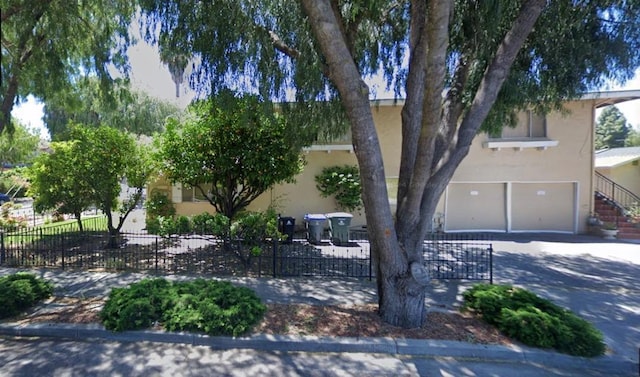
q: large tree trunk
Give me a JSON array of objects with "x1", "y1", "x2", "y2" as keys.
[
  {"x1": 301, "y1": 0, "x2": 547, "y2": 328},
  {"x1": 301, "y1": 0, "x2": 429, "y2": 328}
]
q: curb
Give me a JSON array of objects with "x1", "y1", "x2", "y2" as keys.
[{"x1": 0, "y1": 322, "x2": 636, "y2": 375}]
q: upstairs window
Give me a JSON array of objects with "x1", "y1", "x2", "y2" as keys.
[{"x1": 499, "y1": 110, "x2": 546, "y2": 139}]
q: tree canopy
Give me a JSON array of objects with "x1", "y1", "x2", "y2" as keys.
[
  {"x1": 156, "y1": 90, "x2": 305, "y2": 220},
  {"x1": 0, "y1": 119, "x2": 40, "y2": 168},
  {"x1": 1, "y1": 0, "x2": 135, "y2": 134},
  {"x1": 42, "y1": 78, "x2": 182, "y2": 140},
  {"x1": 139, "y1": 0, "x2": 640, "y2": 328},
  {"x1": 28, "y1": 125, "x2": 153, "y2": 234},
  {"x1": 596, "y1": 106, "x2": 632, "y2": 149}
]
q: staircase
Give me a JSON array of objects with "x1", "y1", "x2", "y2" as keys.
[{"x1": 594, "y1": 192, "x2": 640, "y2": 240}]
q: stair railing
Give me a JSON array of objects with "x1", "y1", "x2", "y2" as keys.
[{"x1": 595, "y1": 172, "x2": 640, "y2": 222}]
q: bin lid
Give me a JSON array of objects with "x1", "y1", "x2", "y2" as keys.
[
  {"x1": 304, "y1": 213, "x2": 327, "y2": 220},
  {"x1": 325, "y1": 212, "x2": 353, "y2": 218}
]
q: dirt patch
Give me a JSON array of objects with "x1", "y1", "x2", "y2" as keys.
[{"x1": 10, "y1": 297, "x2": 512, "y2": 346}]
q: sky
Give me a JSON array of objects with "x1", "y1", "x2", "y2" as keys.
[{"x1": 10, "y1": 36, "x2": 640, "y2": 140}]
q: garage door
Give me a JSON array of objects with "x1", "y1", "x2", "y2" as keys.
[
  {"x1": 511, "y1": 183, "x2": 575, "y2": 232},
  {"x1": 445, "y1": 183, "x2": 506, "y2": 231}
]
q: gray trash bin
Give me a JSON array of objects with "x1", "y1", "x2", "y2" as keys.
[
  {"x1": 304, "y1": 214, "x2": 327, "y2": 244},
  {"x1": 326, "y1": 212, "x2": 353, "y2": 246}
]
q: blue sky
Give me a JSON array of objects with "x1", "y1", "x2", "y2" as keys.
[{"x1": 11, "y1": 36, "x2": 640, "y2": 140}]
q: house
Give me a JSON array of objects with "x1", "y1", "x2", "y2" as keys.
[
  {"x1": 149, "y1": 90, "x2": 640, "y2": 236},
  {"x1": 595, "y1": 146, "x2": 640, "y2": 197}
]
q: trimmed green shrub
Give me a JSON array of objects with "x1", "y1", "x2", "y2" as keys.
[
  {"x1": 100, "y1": 278, "x2": 266, "y2": 336},
  {"x1": 0, "y1": 273, "x2": 54, "y2": 319},
  {"x1": 463, "y1": 284, "x2": 605, "y2": 357},
  {"x1": 100, "y1": 278, "x2": 172, "y2": 331}
]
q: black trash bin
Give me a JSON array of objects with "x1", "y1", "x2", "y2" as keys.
[{"x1": 278, "y1": 216, "x2": 295, "y2": 244}]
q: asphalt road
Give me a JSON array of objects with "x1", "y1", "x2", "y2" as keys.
[{"x1": 0, "y1": 337, "x2": 623, "y2": 377}]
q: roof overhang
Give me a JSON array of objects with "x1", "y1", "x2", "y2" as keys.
[{"x1": 579, "y1": 89, "x2": 640, "y2": 108}]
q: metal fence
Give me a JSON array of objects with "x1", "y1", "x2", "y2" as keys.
[{"x1": 0, "y1": 227, "x2": 492, "y2": 282}]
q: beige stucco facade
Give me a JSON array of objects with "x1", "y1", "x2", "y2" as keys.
[{"x1": 149, "y1": 91, "x2": 640, "y2": 234}]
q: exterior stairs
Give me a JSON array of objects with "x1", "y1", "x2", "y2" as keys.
[{"x1": 594, "y1": 192, "x2": 640, "y2": 240}]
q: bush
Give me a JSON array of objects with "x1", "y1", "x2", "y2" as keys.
[
  {"x1": 463, "y1": 284, "x2": 605, "y2": 357},
  {"x1": 314, "y1": 165, "x2": 362, "y2": 212},
  {"x1": 100, "y1": 278, "x2": 266, "y2": 336},
  {"x1": 0, "y1": 273, "x2": 54, "y2": 319}
]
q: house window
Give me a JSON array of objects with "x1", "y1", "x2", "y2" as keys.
[
  {"x1": 483, "y1": 110, "x2": 558, "y2": 150},
  {"x1": 499, "y1": 110, "x2": 546, "y2": 139},
  {"x1": 181, "y1": 185, "x2": 210, "y2": 202}
]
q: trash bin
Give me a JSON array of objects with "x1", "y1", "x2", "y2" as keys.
[
  {"x1": 278, "y1": 216, "x2": 295, "y2": 244},
  {"x1": 326, "y1": 212, "x2": 353, "y2": 246},
  {"x1": 304, "y1": 214, "x2": 327, "y2": 244}
]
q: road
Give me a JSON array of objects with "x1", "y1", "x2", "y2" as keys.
[{"x1": 0, "y1": 337, "x2": 620, "y2": 377}]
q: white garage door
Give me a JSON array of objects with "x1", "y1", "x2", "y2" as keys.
[
  {"x1": 511, "y1": 182, "x2": 575, "y2": 232},
  {"x1": 445, "y1": 183, "x2": 507, "y2": 231}
]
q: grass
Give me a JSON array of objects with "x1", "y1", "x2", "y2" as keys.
[{"x1": 3, "y1": 215, "x2": 108, "y2": 244}]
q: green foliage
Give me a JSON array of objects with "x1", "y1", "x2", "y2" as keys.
[
  {"x1": 156, "y1": 90, "x2": 305, "y2": 220},
  {"x1": 0, "y1": 167, "x2": 29, "y2": 198},
  {"x1": 0, "y1": 273, "x2": 54, "y2": 319},
  {"x1": 0, "y1": 202, "x2": 28, "y2": 231},
  {"x1": 191, "y1": 212, "x2": 230, "y2": 236},
  {"x1": 463, "y1": 284, "x2": 605, "y2": 357},
  {"x1": 100, "y1": 278, "x2": 266, "y2": 336},
  {"x1": 0, "y1": 120, "x2": 40, "y2": 166},
  {"x1": 43, "y1": 79, "x2": 181, "y2": 140},
  {"x1": 145, "y1": 191, "x2": 176, "y2": 219},
  {"x1": 29, "y1": 125, "x2": 153, "y2": 234},
  {"x1": 230, "y1": 209, "x2": 283, "y2": 244},
  {"x1": 28, "y1": 139, "x2": 94, "y2": 220},
  {"x1": 1, "y1": 0, "x2": 136, "y2": 133},
  {"x1": 624, "y1": 127, "x2": 640, "y2": 147},
  {"x1": 315, "y1": 165, "x2": 363, "y2": 212},
  {"x1": 595, "y1": 106, "x2": 631, "y2": 150}
]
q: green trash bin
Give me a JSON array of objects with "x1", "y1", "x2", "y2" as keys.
[{"x1": 326, "y1": 212, "x2": 353, "y2": 246}]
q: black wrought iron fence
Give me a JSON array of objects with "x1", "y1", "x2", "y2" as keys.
[
  {"x1": 423, "y1": 234, "x2": 493, "y2": 283},
  {"x1": 0, "y1": 228, "x2": 492, "y2": 282}
]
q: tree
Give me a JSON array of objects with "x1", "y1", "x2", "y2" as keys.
[
  {"x1": 42, "y1": 79, "x2": 181, "y2": 140},
  {"x1": 28, "y1": 140, "x2": 94, "y2": 231},
  {"x1": 156, "y1": 90, "x2": 305, "y2": 220},
  {"x1": 626, "y1": 128, "x2": 640, "y2": 147},
  {"x1": 0, "y1": 119, "x2": 40, "y2": 169},
  {"x1": 595, "y1": 106, "x2": 631, "y2": 149},
  {"x1": 139, "y1": 0, "x2": 640, "y2": 327},
  {"x1": 28, "y1": 125, "x2": 153, "y2": 238},
  {"x1": 1, "y1": 0, "x2": 135, "y2": 134}
]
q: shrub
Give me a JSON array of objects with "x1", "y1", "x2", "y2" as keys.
[
  {"x1": 145, "y1": 191, "x2": 176, "y2": 219},
  {"x1": 462, "y1": 284, "x2": 605, "y2": 357},
  {"x1": 0, "y1": 273, "x2": 54, "y2": 319},
  {"x1": 100, "y1": 278, "x2": 266, "y2": 336},
  {"x1": 191, "y1": 212, "x2": 229, "y2": 235},
  {"x1": 315, "y1": 165, "x2": 363, "y2": 212}
]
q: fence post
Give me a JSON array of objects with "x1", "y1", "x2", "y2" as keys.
[
  {"x1": 61, "y1": 232, "x2": 65, "y2": 269},
  {"x1": 489, "y1": 244, "x2": 493, "y2": 284},
  {"x1": 155, "y1": 237, "x2": 159, "y2": 274},
  {"x1": 0, "y1": 232, "x2": 5, "y2": 265},
  {"x1": 272, "y1": 238, "x2": 278, "y2": 278}
]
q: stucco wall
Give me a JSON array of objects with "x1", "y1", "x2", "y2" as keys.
[{"x1": 149, "y1": 99, "x2": 597, "y2": 234}]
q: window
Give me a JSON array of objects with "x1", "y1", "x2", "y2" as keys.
[
  {"x1": 500, "y1": 111, "x2": 546, "y2": 139},
  {"x1": 181, "y1": 185, "x2": 210, "y2": 202},
  {"x1": 483, "y1": 110, "x2": 558, "y2": 150}
]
